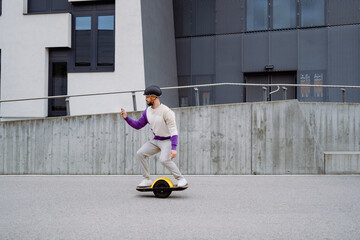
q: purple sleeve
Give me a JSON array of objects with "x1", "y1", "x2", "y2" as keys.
[
  {"x1": 170, "y1": 135, "x2": 178, "y2": 150},
  {"x1": 125, "y1": 110, "x2": 148, "y2": 130}
]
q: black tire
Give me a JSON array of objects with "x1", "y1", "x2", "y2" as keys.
[{"x1": 153, "y1": 180, "x2": 172, "y2": 198}]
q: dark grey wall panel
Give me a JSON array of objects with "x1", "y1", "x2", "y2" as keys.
[
  {"x1": 215, "y1": 0, "x2": 245, "y2": 34},
  {"x1": 328, "y1": 25, "x2": 360, "y2": 103},
  {"x1": 173, "y1": 0, "x2": 192, "y2": 37},
  {"x1": 243, "y1": 32, "x2": 269, "y2": 72},
  {"x1": 191, "y1": 36, "x2": 215, "y2": 75},
  {"x1": 298, "y1": 28, "x2": 327, "y2": 71},
  {"x1": 215, "y1": 34, "x2": 242, "y2": 81},
  {"x1": 327, "y1": 0, "x2": 360, "y2": 26},
  {"x1": 269, "y1": 31, "x2": 298, "y2": 71},
  {"x1": 174, "y1": 0, "x2": 246, "y2": 37},
  {"x1": 175, "y1": 38, "x2": 191, "y2": 76},
  {"x1": 194, "y1": 0, "x2": 216, "y2": 35},
  {"x1": 141, "y1": 0, "x2": 179, "y2": 107},
  {"x1": 215, "y1": 34, "x2": 244, "y2": 103}
]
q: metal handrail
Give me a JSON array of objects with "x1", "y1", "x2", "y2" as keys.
[
  {"x1": 0, "y1": 82, "x2": 359, "y2": 118},
  {"x1": 1, "y1": 82, "x2": 360, "y2": 103}
]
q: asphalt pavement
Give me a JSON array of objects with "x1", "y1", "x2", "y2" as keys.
[{"x1": 1, "y1": 175, "x2": 359, "y2": 240}]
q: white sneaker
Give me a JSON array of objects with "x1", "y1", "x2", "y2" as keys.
[
  {"x1": 138, "y1": 178, "x2": 152, "y2": 187},
  {"x1": 177, "y1": 177, "x2": 188, "y2": 187}
]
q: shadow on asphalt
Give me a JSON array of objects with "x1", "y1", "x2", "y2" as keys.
[{"x1": 134, "y1": 193, "x2": 189, "y2": 199}]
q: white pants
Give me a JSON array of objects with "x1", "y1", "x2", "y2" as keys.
[{"x1": 137, "y1": 139, "x2": 183, "y2": 180}]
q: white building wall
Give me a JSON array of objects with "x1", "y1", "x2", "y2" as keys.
[
  {"x1": 0, "y1": 0, "x2": 71, "y2": 120},
  {"x1": 68, "y1": 0, "x2": 147, "y2": 116},
  {"x1": 0, "y1": 0, "x2": 176, "y2": 120}
]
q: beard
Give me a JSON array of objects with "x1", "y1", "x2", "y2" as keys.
[{"x1": 147, "y1": 101, "x2": 153, "y2": 106}]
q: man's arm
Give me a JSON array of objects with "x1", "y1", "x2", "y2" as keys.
[
  {"x1": 121, "y1": 108, "x2": 148, "y2": 130},
  {"x1": 164, "y1": 109, "x2": 178, "y2": 159}
]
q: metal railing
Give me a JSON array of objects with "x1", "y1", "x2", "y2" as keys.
[{"x1": 0, "y1": 83, "x2": 360, "y2": 117}]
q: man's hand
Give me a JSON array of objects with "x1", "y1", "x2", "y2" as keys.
[
  {"x1": 121, "y1": 108, "x2": 127, "y2": 119},
  {"x1": 170, "y1": 150, "x2": 177, "y2": 160}
]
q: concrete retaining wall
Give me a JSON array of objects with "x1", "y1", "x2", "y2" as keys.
[
  {"x1": 1, "y1": 100, "x2": 359, "y2": 175},
  {"x1": 324, "y1": 152, "x2": 360, "y2": 174}
]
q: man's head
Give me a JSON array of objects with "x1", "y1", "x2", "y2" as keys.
[{"x1": 144, "y1": 85, "x2": 162, "y2": 106}]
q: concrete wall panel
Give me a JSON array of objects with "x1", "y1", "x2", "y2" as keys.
[
  {"x1": 325, "y1": 152, "x2": 360, "y2": 174},
  {"x1": 300, "y1": 102, "x2": 360, "y2": 152},
  {"x1": 251, "y1": 101, "x2": 322, "y2": 174},
  {"x1": 1, "y1": 101, "x2": 360, "y2": 175}
]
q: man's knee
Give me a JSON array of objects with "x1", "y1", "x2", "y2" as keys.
[{"x1": 137, "y1": 149, "x2": 146, "y2": 159}]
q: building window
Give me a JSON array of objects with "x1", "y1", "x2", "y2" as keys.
[
  {"x1": 0, "y1": 0, "x2": 2, "y2": 16},
  {"x1": 75, "y1": 16, "x2": 92, "y2": 67},
  {"x1": 71, "y1": 2, "x2": 115, "y2": 72},
  {"x1": 273, "y1": 0, "x2": 297, "y2": 29},
  {"x1": 246, "y1": 0, "x2": 268, "y2": 31},
  {"x1": 246, "y1": 0, "x2": 325, "y2": 31},
  {"x1": 27, "y1": 0, "x2": 69, "y2": 14},
  {"x1": 301, "y1": 0, "x2": 325, "y2": 27},
  {"x1": 48, "y1": 48, "x2": 69, "y2": 117},
  {"x1": 48, "y1": 62, "x2": 68, "y2": 117},
  {"x1": 97, "y1": 15, "x2": 115, "y2": 66}
]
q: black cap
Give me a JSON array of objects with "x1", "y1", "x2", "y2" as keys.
[{"x1": 144, "y1": 85, "x2": 162, "y2": 97}]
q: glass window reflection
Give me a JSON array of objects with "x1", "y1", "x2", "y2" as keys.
[
  {"x1": 98, "y1": 15, "x2": 114, "y2": 30},
  {"x1": 247, "y1": 0, "x2": 268, "y2": 31},
  {"x1": 76, "y1": 16, "x2": 91, "y2": 30},
  {"x1": 301, "y1": 0, "x2": 325, "y2": 27},
  {"x1": 273, "y1": 0, "x2": 297, "y2": 29}
]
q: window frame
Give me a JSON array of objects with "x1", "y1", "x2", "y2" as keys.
[
  {"x1": 70, "y1": 4, "x2": 115, "y2": 73},
  {"x1": 48, "y1": 48, "x2": 70, "y2": 117},
  {"x1": 27, "y1": 0, "x2": 70, "y2": 14}
]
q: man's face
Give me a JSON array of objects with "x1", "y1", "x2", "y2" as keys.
[{"x1": 146, "y1": 95, "x2": 156, "y2": 106}]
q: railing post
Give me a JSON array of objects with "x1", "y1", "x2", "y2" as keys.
[
  {"x1": 282, "y1": 87, "x2": 287, "y2": 100},
  {"x1": 341, "y1": 88, "x2": 346, "y2": 103},
  {"x1": 65, "y1": 97, "x2": 70, "y2": 116},
  {"x1": 262, "y1": 87, "x2": 267, "y2": 101},
  {"x1": 132, "y1": 92, "x2": 137, "y2": 111},
  {"x1": 194, "y1": 88, "x2": 200, "y2": 106}
]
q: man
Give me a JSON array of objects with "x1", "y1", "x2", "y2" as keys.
[{"x1": 120, "y1": 85, "x2": 188, "y2": 187}]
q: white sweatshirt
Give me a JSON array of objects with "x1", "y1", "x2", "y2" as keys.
[{"x1": 146, "y1": 104, "x2": 178, "y2": 137}]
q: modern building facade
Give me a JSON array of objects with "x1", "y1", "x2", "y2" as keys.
[
  {"x1": 174, "y1": 0, "x2": 360, "y2": 106},
  {"x1": 1, "y1": 0, "x2": 360, "y2": 121},
  {"x1": 0, "y1": 0, "x2": 178, "y2": 121}
]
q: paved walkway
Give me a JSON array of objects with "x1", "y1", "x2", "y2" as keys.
[{"x1": 1, "y1": 175, "x2": 360, "y2": 240}]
